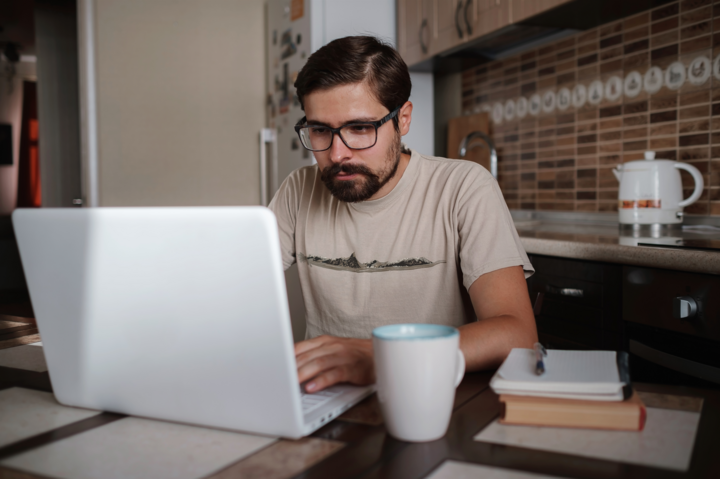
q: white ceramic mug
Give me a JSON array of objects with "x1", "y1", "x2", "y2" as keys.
[{"x1": 372, "y1": 324, "x2": 465, "y2": 442}]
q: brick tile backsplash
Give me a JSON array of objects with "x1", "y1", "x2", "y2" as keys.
[{"x1": 460, "y1": 0, "x2": 720, "y2": 215}]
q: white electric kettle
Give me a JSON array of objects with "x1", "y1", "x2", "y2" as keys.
[{"x1": 613, "y1": 151, "x2": 704, "y2": 225}]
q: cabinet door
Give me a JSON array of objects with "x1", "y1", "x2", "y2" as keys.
[
  {"x1": 509, "y1": 0, "x2": 573, "y2": 24},
  {"x1": 434, "y1": 0, "x2": 465, "y2": 54},
  {"x1": 398, "y1": 0, "x2": 433, "y2": 66},
  {"x1": 468, "y1": 0, "x2": 510, "y2": 41}
]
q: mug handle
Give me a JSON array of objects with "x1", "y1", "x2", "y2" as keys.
[
  {"x1": 454, "y1": 350, "x2": 466, "y2": 388},
  {"x1": 675, "y1": 163, "x2": 704, "y2": 208}
]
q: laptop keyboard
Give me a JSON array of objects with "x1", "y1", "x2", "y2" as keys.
[{"x1": 300, "y1": 388, "x2": 343, "y2": 414}]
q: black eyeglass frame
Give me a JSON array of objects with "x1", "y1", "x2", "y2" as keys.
[{"x1": 294, "y1": 106, "x2": 401, "y2": 152}]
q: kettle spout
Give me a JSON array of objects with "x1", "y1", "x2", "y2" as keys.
[{"x1": 612, "y1": 167, "x2": 621, "y2": 182}]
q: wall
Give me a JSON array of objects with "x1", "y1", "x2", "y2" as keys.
[
  {"x1": 458, "y1": 0, "x2": 720, "y2": 215},
  {"x1": 87, "y1": 0, "x2": 266, "y2": 207},
  {"x1": 0, "y1": 59, "x2": 37, "y2": 215}
]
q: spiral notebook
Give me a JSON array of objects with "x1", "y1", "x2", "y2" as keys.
[{"x1": 490, "y1": 349, "x2": 627, "y2": 401}]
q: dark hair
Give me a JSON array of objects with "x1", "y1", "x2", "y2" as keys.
[{"x1": 294, "y1": 36, "x2": 412, "y2": 131}]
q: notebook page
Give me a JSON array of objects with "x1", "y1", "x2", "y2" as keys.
[{"x1": 498, "y1": 349, "x2": 620, "y2": 384}]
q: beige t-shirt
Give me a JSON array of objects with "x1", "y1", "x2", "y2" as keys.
[{"x1": 269, "y1": 149, "x2": 533, "y2": 339}]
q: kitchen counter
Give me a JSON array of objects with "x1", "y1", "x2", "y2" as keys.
[{"x1": 512, "y1": 211, "x2": 720, "y2": 275}]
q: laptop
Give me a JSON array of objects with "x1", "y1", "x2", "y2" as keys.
[{"x1": 12, "y1": 207, "x2": 373, "y2": 438}]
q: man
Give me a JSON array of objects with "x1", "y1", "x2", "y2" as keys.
[{"x1": 269, "y1": 36, "x2": 537, "y2": 394}]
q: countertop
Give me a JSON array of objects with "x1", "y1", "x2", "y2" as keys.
[{"x1": 511, "y1": 211, "x2": 720, "y2": 275}]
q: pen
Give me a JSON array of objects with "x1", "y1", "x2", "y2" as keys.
[{"x1": 534, "y1": 342, "x2": 547, "y2": 375}]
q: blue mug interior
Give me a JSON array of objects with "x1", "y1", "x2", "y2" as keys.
[{"x1": 372, "y1": 323, "x2": 458, "y2": 340}]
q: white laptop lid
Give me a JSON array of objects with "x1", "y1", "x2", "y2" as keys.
[{"x1": 12, "y1": 207, "x2": 306, "y2": 438}]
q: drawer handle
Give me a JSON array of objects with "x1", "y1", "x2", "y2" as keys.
[
  {"x1": 533, "y1": 292, "x2": 544, "y2": 317},
  {"x1": 546, "y1": 284, "x2": 584, "y2": 297},
  {"x1": 419, "y1": 18, "x2": 429, "y2": 54},
  {"x1": 464, "y1": 0, "x2": 473, "y2": 36},
  {"x1": 455, "y1": 1, "x2": 464, "y2": 39}
]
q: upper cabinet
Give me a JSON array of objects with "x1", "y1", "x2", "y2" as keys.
[
  {"x1": 398, "y1": 0, "x2": 573, "y2": 68},
  {"x1": 398, "y1": 0, "x2": 434, "y2": 66}
]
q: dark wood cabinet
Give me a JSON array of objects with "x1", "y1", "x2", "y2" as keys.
[{"x1": 527, "y1": 254, "x2": 624, "y2": 351}]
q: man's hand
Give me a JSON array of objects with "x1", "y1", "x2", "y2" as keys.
[{"x1": 294, "y1": 335, "x2": 375, "y2": 393}]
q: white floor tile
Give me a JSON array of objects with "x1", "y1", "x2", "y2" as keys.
[
  {"x1": 0, "y1": 388, "x2": 100, "y2": 448},
  {"x1": 428, "y1": 461, "x2": 563, "y2": 479},
  {"x1": 2, "y1": 416, "x2": 277, "y2": 479},
  {"x1": 0, "y1": 345, "x2": 47, "y2": 372},
  {"x1": 474, "y1": 407, "x2": 700, "y2": 471}
]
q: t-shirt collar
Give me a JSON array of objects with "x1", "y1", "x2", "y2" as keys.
[{"x1": 348, "y1": 148, "x2": 420, "y2": 213}]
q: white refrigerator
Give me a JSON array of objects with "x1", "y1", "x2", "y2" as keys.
[{"x1": 264, "y1": 0, "x2": 434, "y2": 341}]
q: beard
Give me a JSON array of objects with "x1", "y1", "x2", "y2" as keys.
[{"x1": 320, "y1": 134, "x2": 402, "y2": 203}]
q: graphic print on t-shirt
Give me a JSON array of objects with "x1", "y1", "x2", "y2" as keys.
[{"x1": 298, "y1": 252, "x2": 445, "y2": 273}]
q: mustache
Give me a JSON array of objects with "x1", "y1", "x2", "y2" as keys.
[{"x1": 320, "y1": 162, "x2": 379, "y2": 182}]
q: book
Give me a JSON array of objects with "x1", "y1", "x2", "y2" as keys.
[
  {"x1": 490, "y1": 348, "x2": 627, "y2": 401},
  {"x1": 499, "y1": 391, "x2": 647, "y2": 431}
]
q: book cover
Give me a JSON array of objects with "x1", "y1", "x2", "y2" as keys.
[{"x1": 499, "y1": 391, "x2": 647, "y2": 431}]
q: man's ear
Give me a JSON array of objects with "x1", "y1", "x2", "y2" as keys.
[{"x1": 399, "y1": 101, "x2": 413, "y2": 136}]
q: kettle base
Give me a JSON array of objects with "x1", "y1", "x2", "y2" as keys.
[{"x1": 619, "y1": 223, "x2": 682, "y2": 238}]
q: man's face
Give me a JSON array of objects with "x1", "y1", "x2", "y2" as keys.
[{"x1": 303, "y1": 83, "x2": 405, "y2": 202}]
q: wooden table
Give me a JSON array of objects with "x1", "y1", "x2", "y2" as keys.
[{"x1": 1, "y1": 318, "x2": 720, "y2": 478}]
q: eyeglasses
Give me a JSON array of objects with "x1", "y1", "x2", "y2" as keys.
[{"x1": 294, "y1": 106, "x2": 400, "y2": 152}]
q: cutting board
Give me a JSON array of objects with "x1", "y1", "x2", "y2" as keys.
[{"x1": 447, "y1": 112, "x2": 491, "y2": 171}]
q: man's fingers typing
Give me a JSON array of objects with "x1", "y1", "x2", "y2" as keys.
[
  {"x1": 294, "y1": 335, "x2": 333, "y2": 356},
  {"x1": 304, "y1": 367, "x2": 346, "y2": 393}
]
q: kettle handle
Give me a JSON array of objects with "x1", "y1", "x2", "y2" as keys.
[{"x1": 675, "y1": 163, "x2": 704, "y2": 208}]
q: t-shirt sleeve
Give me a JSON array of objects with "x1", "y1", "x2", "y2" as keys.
[
  {"x1": 268, "y1": 171, "x2": 301, "y2": 271},
  {"x1": 455, "y1": 168, "x2": 534, "y2": 289}
]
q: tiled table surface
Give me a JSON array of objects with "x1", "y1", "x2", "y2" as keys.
[{"x1": 1, "y1": 315, "x2": 720, "y2": 479}]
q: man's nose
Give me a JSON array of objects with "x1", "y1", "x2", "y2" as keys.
[{"x1": 328, "y1": 132, "x2": 352, "y2": 163}]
